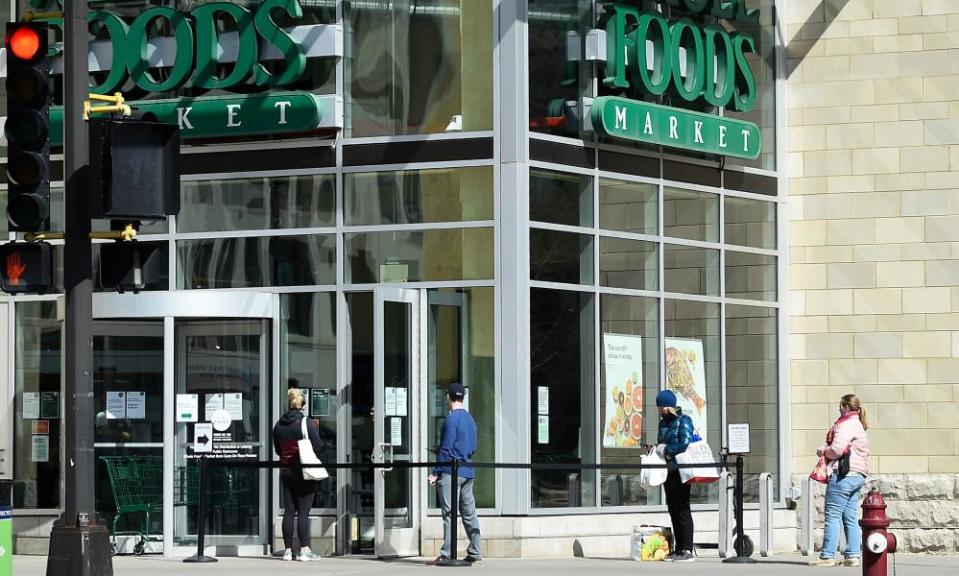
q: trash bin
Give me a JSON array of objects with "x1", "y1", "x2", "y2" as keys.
[{"x1": 0, "y1": 479, "x2": 13, "y2": 576}]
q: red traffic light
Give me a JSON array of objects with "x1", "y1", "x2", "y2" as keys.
[
  {"x1": 7, "y1": 26, "x2": 41, "y2": 61},
  {"x1": 0, "y1": 241, "x2": 52, "y2": 294}
]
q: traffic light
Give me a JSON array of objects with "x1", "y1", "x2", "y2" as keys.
[
  {"x1": 0, "y1": 242, "x2": 52, "y2": 294},
  {"x1": 89, "y1": 118, "x2": 180, "y2": 221},
  {"x1": 98, "y1": 241, "x2": 165, "y2": 293},
  {"x1": 5, "y1": 22, "x2": 51, "y2": 232}
]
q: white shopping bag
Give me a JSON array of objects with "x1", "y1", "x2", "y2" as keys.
[
  {"x1": 675, "y1": 440, "x2": 720, "y2": 484},
  {"x1": 640, "y1": 447, "x2": 668, "y2": 487}
]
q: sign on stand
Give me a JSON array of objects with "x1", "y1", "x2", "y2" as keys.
[{"x1": 727, "y1": 423, "x2": 751, "y2": 455}]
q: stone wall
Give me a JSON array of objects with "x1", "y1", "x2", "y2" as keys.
[{"x1": 787, "y1": 0, "x2": 959, "y2": 552}]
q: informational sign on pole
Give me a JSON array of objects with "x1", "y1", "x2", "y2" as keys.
[{"x1": 728, "y1": 423, "x2": 751, "y2": 454}]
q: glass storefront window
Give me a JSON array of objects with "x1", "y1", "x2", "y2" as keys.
[
  {"x1": 346, "y1": 0, "x2": 493, "y2": 137},
  {"x1": 664, "y1": 299, "x2": 721, "y2": 505},
  {"x1": 280, "y1": 293, "x2": 337, "y2": 510},
  {"x1": 177, "y1": 234, "x2": 335, "y2": 289},
  {"x1": 725, "y1": 196, "x2": 777, "y2": 250},
  {"x1": 599, "y1": 237, "x2": 658, "y2": 291},
  {"x1": 664, "y1": 188, "x2": 719, "y2": 243},
  {"x1": 426, "y1": 287, "x2": 495, "y2": 509},
  {"x1": 530, "y1": 229, "x2": 593, "y2": 286},
  {"x1": 530, "y1": 169, "x2": 592, "y2": 227},
  {"x1": 528, "y1": 0, "x2": 592, "y2": 137},
  {"x1": 14, "y1": 302, "x2": 61, "y2": 509},
  {"x1": 599, "y1": 179, "x2": 657, "y2": 236},
  {"x1": 600, "y1": 294, "x2": 661, "y2": 507},
  {"x1": 725, "y1": 304, "x2": 779, "y2": 502},
  {"x1": 345, "y1": 228, "x2": 493, "y2": 283},
  {"x1": 179, "y1": 175, "x2": 336, "y2": 233},
  {"x1": 345, "y1": 167, "x2": 493, "y2": 225},
  {"x1": 725, "y1": 251, "x2": 777, "y2": 302},
  {"x1": 664, "y1": 244, "x2": 720, "y2": 296},
  {"x1": 531, "y1": 288, "x2": 595, "y2": 508}
]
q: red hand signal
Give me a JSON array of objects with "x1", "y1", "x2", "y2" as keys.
[{"x1": 6, "y1": 251, "x2": 26, "y2": 285}]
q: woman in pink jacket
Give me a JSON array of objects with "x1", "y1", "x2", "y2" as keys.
[{"x1": 810, "y1": 394, "x2": 871, "y2": 567}]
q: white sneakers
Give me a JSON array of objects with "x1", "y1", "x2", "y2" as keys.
[{"x1": 281, "y1": 547, "x2": 319, "y2": 561}]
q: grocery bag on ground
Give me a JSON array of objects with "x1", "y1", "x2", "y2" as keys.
[
  {"x1": 629, "y1": 525, "x2": 672, "y2": 561},
  {"x1": 675, "y1": 440, "x2": 720, "y2": 484},
  {"x1": 640, "y1": 447, "x2": 668, "y2": 487}
]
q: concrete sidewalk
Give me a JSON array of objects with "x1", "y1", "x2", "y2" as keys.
[{"x1": 11, "y1": 553, "x2": 959, "y2": 576}]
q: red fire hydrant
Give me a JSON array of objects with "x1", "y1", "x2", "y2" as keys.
[{"x1": 860, "y1": 490, "x2": 897, "y2": 576}]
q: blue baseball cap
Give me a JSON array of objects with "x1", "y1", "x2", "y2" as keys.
[
  {"x1": 656, "y1": 389, "x2": 678, "y2": 408},
  {"x1": 448, "y1": 383, "x2": 466, "y2": 399}
]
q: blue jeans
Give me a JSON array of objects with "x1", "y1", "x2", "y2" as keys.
[
  {"x1": 437, "y1": 475, "x2": 481, "y2": 558},
  {"x1": 820, "y1": 473, "x2": 866, "y2": 559}
]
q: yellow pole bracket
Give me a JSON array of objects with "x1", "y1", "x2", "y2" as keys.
[
  {"x1": 22, "y1": 11, "x2": 64, "y2": 22},
  {"x1": 83, "y1": 93, "x2": 132, "y2": 120},
  {"x1": 25, "y1": 225, "x2": 138, "y2": 242}
]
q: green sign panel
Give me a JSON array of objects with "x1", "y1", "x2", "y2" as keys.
[
  {"x1": 49, "y1": 92, "x2": 328, "y2": 146},
  {"x1": 591, "y1": 96, "x2": 761, "y2": 160}
]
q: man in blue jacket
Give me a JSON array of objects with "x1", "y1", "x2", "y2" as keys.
[{"x1": 428, "y1": 382, "x2": 481, "y2": 563}]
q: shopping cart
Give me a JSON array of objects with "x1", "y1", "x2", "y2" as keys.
[{"x1": 100, "y1": 456, "x2": 163, "y2": 555}]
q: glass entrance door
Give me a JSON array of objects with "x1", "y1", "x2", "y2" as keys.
[
  {"x1": 373, "y1": 288, "x2": 421, "y2": 557},
  {"x1": 173, "y1": 319, "x2": 271, "y2": 554}
]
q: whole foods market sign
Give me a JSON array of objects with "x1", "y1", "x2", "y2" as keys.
[{"x1": 593, "y1": 1, "x2": 762, "y2": 159}]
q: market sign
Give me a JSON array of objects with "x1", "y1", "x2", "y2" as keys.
[
  {"x1": 591, "y1": 96, "x2": 759, "y2": 159},
  {"x1": 595, "y1": 1, "x2": 761, "y2": 157},
  {"x1": 42, "y1": 92, "x2": 340, "y2": 146}
]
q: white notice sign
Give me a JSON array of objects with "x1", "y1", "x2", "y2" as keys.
[
  {"x1": 537, "y1": 416, "x2": 549, "y2": 444},
  {"x1": 194, "y1": 423, "x2": 213, "y2": 454},
  {"x1": 537, "y1": 386, "x2": 549, "y2": 415},
  {"x1": 224, "y1": 393, "x2": 243, "y2": 421},
  {"x1": 728, "y1": 423, "x2": 750, "y2": 454},
  {"x1": 32, "y1": 435, "x2": 49, "y2": 463},
  {"x1": 390, "y1": 417, "x2": 402, "y2": 447},
  {"x1": 205, "y1": 394, "x2": 224, "y2": 421},
  {"x1": 176, "y1": 394, "x2": 199, "y2": 422},
  {"x1": 23, "y1": 392, "x2": 40, "y2": 420},
  {"x1": 211, "y1": 409, "x2": 232, "y2": 432},
  {"x1": 385, "y1": 387, "x2": 397, "y2": 417},
  {"x1": 395, "y1": 388, "x2": 408, "y2": 417},
  {"x1": 126, "y1": 391, "x2": 146, "y2": 420},
  {"x1": 106, "y1": 391, "x2": 126, "y2": 419}
]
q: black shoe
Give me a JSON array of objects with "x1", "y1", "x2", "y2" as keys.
[
  {"x1": 664, "y1": 551, "x2": 681, "y2": 562},
  {"x1": 464, "y1": 556, "x2": 482, "y2": 563},
  {"x1": 672, "y1": 551, "x2": 695, "y2": 563}
]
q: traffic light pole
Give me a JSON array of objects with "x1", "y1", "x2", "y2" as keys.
[{"x1": 45, "y1": 1, "x2": 114, "y2": 574}]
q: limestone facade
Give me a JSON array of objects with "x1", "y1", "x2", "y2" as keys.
[{"x1": 787, "y1": 0, "x2": 959, "y2": 551}]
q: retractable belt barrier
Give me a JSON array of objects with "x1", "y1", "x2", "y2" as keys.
[{"x1": 186, "y1": 456, "x2": 752, "y2": 566}]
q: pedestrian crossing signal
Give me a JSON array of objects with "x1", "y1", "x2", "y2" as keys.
[{"x1": 0, "y1": 242, "x2": 52, "y2": 294}]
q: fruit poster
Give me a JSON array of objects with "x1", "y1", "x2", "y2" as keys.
[
  {"x1": 602, "y1": 334, "x2": 644, "y2": 448},
  {"x1": 664, "y1": 338, "x2": 707, "y2": 437}
]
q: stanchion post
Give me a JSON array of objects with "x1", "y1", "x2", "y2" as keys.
[
  {"x1": 723, "y1": 454, "x2": 756, "y2": 564},
  {"x1": 184, "y1": 457, "x2": 217, "y2": 563},
  {"x1": 437, "y1": 460, "x2": 470, "y2": 567}
]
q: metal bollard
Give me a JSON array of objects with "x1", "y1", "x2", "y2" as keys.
[
  {"x1": 800, "y1": 476, "x2": 815, "y2": 556},
  {"x1": 718, "y1": 471, "x2": 734, "y2": 558},
  {"x1": 759, "y1": 473, "x2": 774, "y2": 557}
]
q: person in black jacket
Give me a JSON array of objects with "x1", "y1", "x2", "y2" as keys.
[
  {"x1": 273, "y1": 388, "x2": 324, "y2": 561},
  {"x1": 656, "y1": 389, "x2": 696, "y2": 563}
]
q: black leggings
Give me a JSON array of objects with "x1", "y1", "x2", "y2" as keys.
[
  {"x1": 280, "y1": 468, "x2": 316, "y2": 550},
  {"x1": 664, "y1": 469, "x2": 694, "y2": 553}
]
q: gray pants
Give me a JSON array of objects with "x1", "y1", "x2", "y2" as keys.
[{"x1": 437, "y1": 475, "x2": 482, "y2": 558}]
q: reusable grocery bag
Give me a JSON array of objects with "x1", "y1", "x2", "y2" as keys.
[
  {"x1": 675, "y1": 440, "x2": 720, "y2": 484},
  {"x1": 299, "y1": 417, "x2": 329, "y2": 481}
]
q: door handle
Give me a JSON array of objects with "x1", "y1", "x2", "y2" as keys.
[{"x1": 377, "y1": 443, "x2": 394, "y2": 473}]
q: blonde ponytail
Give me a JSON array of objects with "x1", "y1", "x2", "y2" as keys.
[{"x1": 841, "y1": 393, "x2": 868, "y2": 430}]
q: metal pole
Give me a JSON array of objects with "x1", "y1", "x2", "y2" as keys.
[
  {"x1": 46, "y1": 1, "x2": 113, "y2": 573},
  {"x1": 184, "y1": 458, "x2": 217, "y2": 563},
  {"x1": 722, "y1": 454, "x2": 756, "y2": 564}
]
